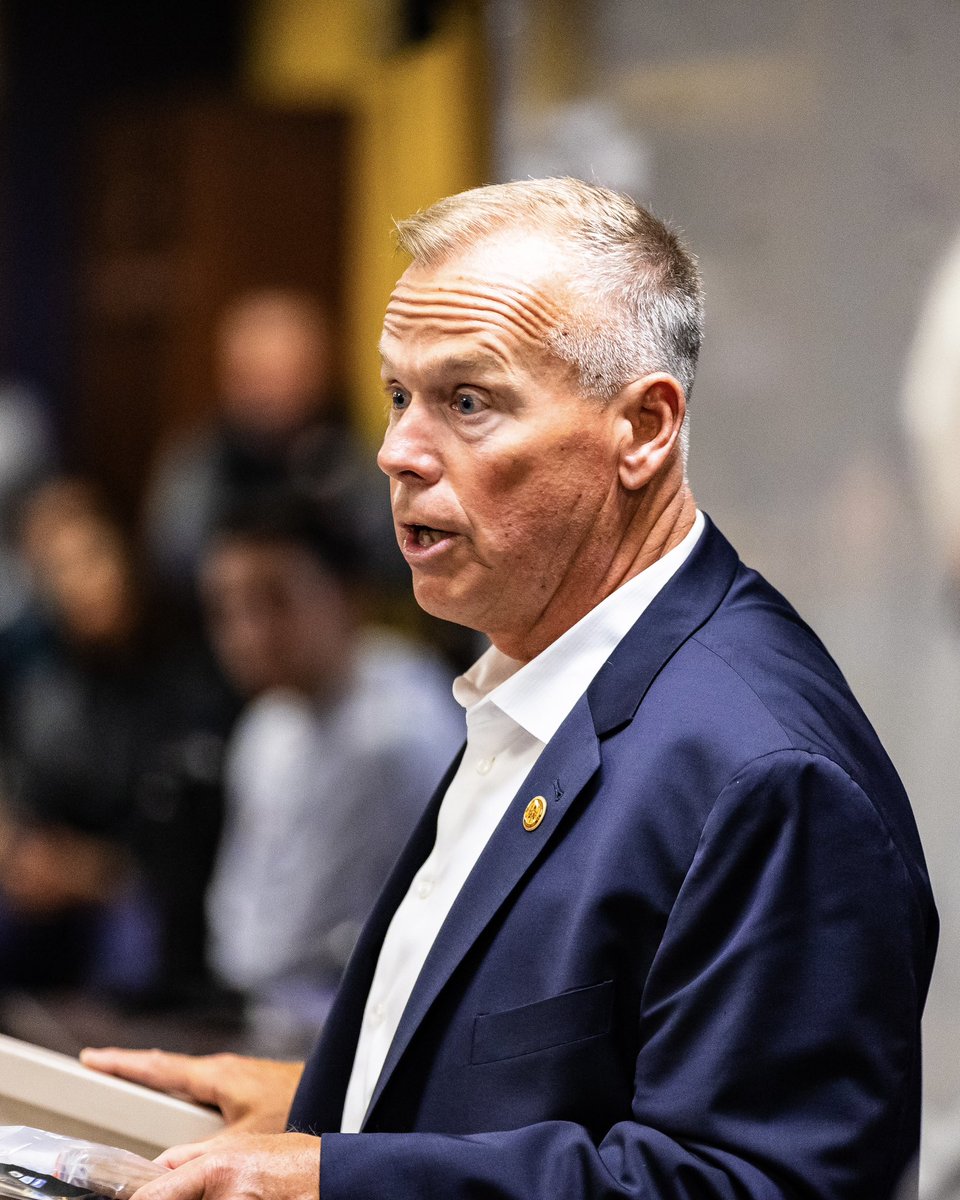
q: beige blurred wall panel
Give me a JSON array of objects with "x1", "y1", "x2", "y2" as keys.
[
  {"x1": 247, "y1": 0, "x2": 490, "y2": 447},
  {"x1": 0, "y1": 1035, "x2": 224, "y2": 1158}
]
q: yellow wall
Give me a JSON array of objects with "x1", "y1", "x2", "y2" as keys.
[{"x1": 246, "y1": 0, "x2": 489, "y2": 442}]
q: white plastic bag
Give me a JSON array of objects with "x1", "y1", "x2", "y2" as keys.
[{"x1": 0, "y1": 1127, "x2": 164, "y2": 1200}]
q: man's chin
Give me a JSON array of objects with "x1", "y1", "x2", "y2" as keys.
[{"x1": 410, "y1": 576, "x2": 478, "y2": 632}]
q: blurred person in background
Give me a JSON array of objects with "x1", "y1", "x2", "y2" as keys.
[
  {"x1": 0, "y1": 477, "x2": 236, "y2": 1020},
  {"x1": 904, "y1": 232, "x2": 960, "y2": 606},
  {"x1": 0, "y1": 381, "x2": 54, "y2": 658},
  {"x1": 198, "y1": 491, "x2": 463, "y2": 1056},
  {"x1": 902, "y1": 231, "x2": 960, "y2": 1200},
  {"x1": 144, "y1": 288, "x2": 402, "y2": 605}
]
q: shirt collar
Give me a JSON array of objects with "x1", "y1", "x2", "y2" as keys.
[{"x1": 453, "y1": 510, "x2": 705, "y2": 743}]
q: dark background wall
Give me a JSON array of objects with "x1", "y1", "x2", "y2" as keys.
[{"x1": 0, "y1": 0, "x2": 249, "y2": 485}]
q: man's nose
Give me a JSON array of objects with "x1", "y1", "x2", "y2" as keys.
[{"x1": 377, "y1": 406, "x2": 441, "y2": 484}]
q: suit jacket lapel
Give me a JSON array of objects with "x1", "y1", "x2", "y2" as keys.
[{"x1": 362, "y1": 696, "x2": 602, "y2": 1124}]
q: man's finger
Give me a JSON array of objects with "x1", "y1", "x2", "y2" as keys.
[
  {"x1": 131, "y1": 1156, "x2": 210, "y2": 1200},
  {"x1": 79, "y1": 1048, "x2": 215, "y2": 1104},
  {"x1": 154, "y1": 1142, "x2": 211, "y2": 1170}
]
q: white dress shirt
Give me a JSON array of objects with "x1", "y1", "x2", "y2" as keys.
[{"x1": 340, "y1": 511, "x2": 705, "y2": 1132}]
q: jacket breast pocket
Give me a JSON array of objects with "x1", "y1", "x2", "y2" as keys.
[{"x1": 470, "y1": 979, "x2": 614, "y2": 1065}]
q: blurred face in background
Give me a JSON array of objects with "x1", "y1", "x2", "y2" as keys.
[
  {"x1": 216, "y1": 291, "x2": 331, "y2": 440},
  {"x1": 19, "y1": 481, "x2": 138, "y2": 649},
  {"x1": 200, "y1": 536, "x2": 350, "y2": 698}
]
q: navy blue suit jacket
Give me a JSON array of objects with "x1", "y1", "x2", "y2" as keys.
[{"x1": 289, "y1": 518, "x2": 938, "y2": 1199}]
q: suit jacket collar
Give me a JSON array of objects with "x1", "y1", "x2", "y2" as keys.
[{"x1": 587, "y1": 514, "x2": 739, "y2": 734}]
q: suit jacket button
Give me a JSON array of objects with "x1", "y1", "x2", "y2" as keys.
[{"x1": 523, "y1": 795, "x2": 547, "y2": 831}]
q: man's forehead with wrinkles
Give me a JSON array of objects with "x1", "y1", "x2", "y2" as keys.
[{"x1": 380, "y1": 231, "x2": 579, "y2": 365}]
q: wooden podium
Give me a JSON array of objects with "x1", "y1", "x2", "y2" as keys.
[{"x1": 0, "y1": 1035, "x2": 224, "y2": 1158}]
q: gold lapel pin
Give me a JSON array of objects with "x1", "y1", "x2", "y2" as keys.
[{"x1": 522, "y1": 795, "x2": 547, "y2": 831}]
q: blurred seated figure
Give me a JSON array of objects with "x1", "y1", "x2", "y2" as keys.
[
  {"x1": 904, "y1": 231, "x2": 960, "y2": 604},
  {"x1": 0, "y1": 478, "x2": 236, "y2": 1008},
  {"x1": 198, "y1": 493, "x2": 464, "y2": 1056},
  {"x1": 143, "y1": 288, "x2": 402, "y2": 601},
  {"x1": 0, "y1": 381, "x2": 54, "y2": 648},
  {"x1": 903, "y1": 230, "x2": 960, "y2": 1200}
]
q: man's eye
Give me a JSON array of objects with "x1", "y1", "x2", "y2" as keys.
[
  {"x1": 454, "y1": 393, "x2": 484, "y2": 416},
  {"x1": 390, "y1": 388, "x2": 409, "y2": 410}
]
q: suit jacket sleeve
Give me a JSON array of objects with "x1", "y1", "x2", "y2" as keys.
[{"x1": 314, "y1": 749, "x2": 931, "y2": 1200}]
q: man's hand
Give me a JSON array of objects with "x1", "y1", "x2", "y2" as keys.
[
  {"x1": 79, "y1": 1048, "x2": 304, "y2": 1133},
  {"x1": 133, "y1": 1133, "x2": 321, "y2": 1200}
]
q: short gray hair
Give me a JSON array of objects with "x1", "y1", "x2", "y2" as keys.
[{"x1": 395, "y1": 178, "x2": 704, "y2": 439}]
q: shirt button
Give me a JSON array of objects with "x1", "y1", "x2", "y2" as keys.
[
  {"x1": 416, "y1": 878, "x2": 434, "y2": 899},
  {"x1": 476, "y1": 757, "x2": 494, "y2": 775},
  {"x1": 371, "y1": 1001, "x2": 386, "y2": 1026}
]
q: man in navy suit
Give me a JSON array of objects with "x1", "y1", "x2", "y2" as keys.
[{"x1": 84, "y1": 177, "x2": 937, "y2": 1199}]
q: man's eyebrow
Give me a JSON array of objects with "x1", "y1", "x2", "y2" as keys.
[{"x1": 378, "y1": 349, "x2": 507, "y2": 376}]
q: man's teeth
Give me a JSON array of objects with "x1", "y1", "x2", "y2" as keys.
[{"x1": 415, "y1": 526, "x2": 444, "y2": 547}]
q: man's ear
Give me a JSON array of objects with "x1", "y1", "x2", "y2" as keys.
[{"x1": 614, "y1": 373, "x2": 686, "y2": 491}]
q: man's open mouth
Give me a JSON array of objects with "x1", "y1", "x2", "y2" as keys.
[{"x1": 409, "y1": 524, "x2": 449, "y2": 548}]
